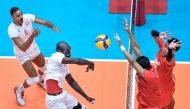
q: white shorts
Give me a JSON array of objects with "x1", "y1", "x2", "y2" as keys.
[
  {"x1": 15, "y1": 46, "x2": 41, "y2": 65},
  {"x1": 46, "y1": 90, "x2": 78, "y2": 109}
]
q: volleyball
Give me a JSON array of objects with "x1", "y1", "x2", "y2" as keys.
[{"x1": 95, "y1": 34, "x2": 110, "y2": 50}]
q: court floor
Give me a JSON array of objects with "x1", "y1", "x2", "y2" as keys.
[{"x1": 0, "y1": 58, "x2": 189, "y2": 109}]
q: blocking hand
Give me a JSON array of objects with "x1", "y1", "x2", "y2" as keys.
[
  {"x1": 168, "y1": 40, "x2": 181, "y2": 49},
  {"x1": 52, "y1": 27, "x2": 61, "y2": 32},
  {"x1": 123, "y1": 17, "x2": 130, "y2": 31},
  {"x1": 114, "y1": 32, "x2": 122, "y2": 46},
  {"x1": 159, "y1": 31, "x2": 172, "y2": 39}
]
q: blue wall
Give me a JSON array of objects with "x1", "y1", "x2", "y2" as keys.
[{"x1": 0, "y1": 0, "x2": 189, "y2": 61}]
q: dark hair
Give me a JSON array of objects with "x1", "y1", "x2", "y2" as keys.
[
  {"x1": 56, "y1": 41, "x2": 71, "y2": 54},
  {"x1": 136, "y1": 56, "x2": 151, "y2": 70},
  {"x1": 10, "y1": 7, "x2": 20, "y2": 16},
  {"x1": 167, "y1": 38, "x2": 181, "y2": 51}
]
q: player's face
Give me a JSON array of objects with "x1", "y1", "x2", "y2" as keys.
[
  {"x1": 64, "y1": 48, "x2": 71, "y2": 57},
  {"x1": 12, "y1": 10, "x2": 23, "y2": 26}
]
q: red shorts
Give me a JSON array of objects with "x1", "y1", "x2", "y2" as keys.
[{"x1": 161, "y1": 88, "x2": 175, "y2": 107}]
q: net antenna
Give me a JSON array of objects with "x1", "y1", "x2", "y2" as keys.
[{"x1": 125, "y1": 0, "x2": 138, "y2": 109}]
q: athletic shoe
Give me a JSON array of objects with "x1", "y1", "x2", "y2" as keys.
[{"x1": 14, "y1": 85, "x2": 25, "y2": 106}]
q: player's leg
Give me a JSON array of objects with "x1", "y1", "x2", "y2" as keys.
[
  {"x1": 30, "y1": 46, "x2": 46, "y2": 89},
  {"x1": 32, "y1": 53, "x2": 45, "y2": 75},
  {"x1": 14, "y1": 60, "x2": 39, "y2": 106},
  {"x1": 31, "y1": 53, "x2": 46, "y2": 89},
  {"x1": 22, "y1": 60, "x2": 39, "y2": 87},
  {"x1": 30, "y1": 46, "x2": 45, "y2": 76}
]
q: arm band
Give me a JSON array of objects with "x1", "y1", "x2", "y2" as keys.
[
  {"x1": 151, "y1": 30, "x2": 160, "y2": 37},
  {"x1": 120, "y1": 45, "x2": 126, "y2": 51}
]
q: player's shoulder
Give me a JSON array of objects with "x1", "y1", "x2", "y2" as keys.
[
  {"x1": 51, "y1": 52, "x2": 65, "y2": 59},
  {"x1": 8, "y1": 23, "x2": 13, "y2": 29},
  {"x1": 23, "y1": 13, "x2": 34, "y2": 17},
  {"x1": 23, "y1": 13, "x2": 35, "y2": 21},
  {"x1": 51, "y1": 52, "x2": 64, "y2": 56},
  {"x1": 8, "y1": 23, "x2": 17, "y2": 31}
]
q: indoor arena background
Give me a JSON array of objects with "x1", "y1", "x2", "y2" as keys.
[{"x1": 0, "y1": 0, "x2": 190, "y2": 109}]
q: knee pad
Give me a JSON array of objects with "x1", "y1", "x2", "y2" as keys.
[
  {"x1": 38, "y1": 66, "x2": 46, "y2": 72},
  {"x1": 26, "y1": 76, "x2": 40, "y2": 86}
]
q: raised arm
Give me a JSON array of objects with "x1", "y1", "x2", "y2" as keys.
[
  {"x1": 151, "y1": 30, "x2": 172, "y2": 49},
  {"x1": 114, "y1": 33, "x2": 144, "y2": 77},
  {"x1": 34, "y1": 17, "x2": 60, "y2": 32},
  {"x1": 65, "y1": 74, "x2": 95, "y2": 104},
  {"x1": 123, "y1": 18, "x2": 139, "y2": 48},
  {"x1": 123, "y1": 18, "x2": 142, "y2": 57}
]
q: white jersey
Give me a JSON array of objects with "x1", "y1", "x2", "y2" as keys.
[
  {"x1": 45, "y1": 52, "x2": 70, "y2": 90},
  {"x1": 8, "y1": 14, "x2": 37, "y2": 54}
]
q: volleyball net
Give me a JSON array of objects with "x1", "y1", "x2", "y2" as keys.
[{"x1": 125, "y1": 0, "x2": 145, "y2": 109}]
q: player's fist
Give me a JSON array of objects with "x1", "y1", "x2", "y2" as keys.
[
  {"x1": 32, "y1": 28, "x2": 40, "y2": 37},
  {"x1": 86, "y1": 62, "x2": 94, "y2": 72},
  {"x1": 85, "y1": 96, "x2": 95, "y2": 104}
]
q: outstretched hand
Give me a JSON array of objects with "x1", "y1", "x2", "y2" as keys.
[
  {"x1": 168, "y1": 40, "x2": 181, "y2": 49},
  {"x1": 159, "y1": 31, "x2": 172, "y2": 39},
  {"x1": 52, "y1": 27, "x2": 61, "y2": 32},
  {"x1": 123, "y1": 17, "x2": 130, "y2": 31},
  {"x1": 114, "y1": 32, "x2": 122, "y2": 46}
]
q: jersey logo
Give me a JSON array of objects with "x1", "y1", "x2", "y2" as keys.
[
  {"x1": 25, "y1": 21, "x2": 30, "y2": 26},
  {"x1": 24, "y1": 29, "x2": 29, "y2": 36}
]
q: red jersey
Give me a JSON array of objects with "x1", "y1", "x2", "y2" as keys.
[
  {"x1": 155, "y1": 38, "x2": 176, "y2": 107},
  {"x1": 136, "y1": 66, "x2": 161, "y2": 108}
]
